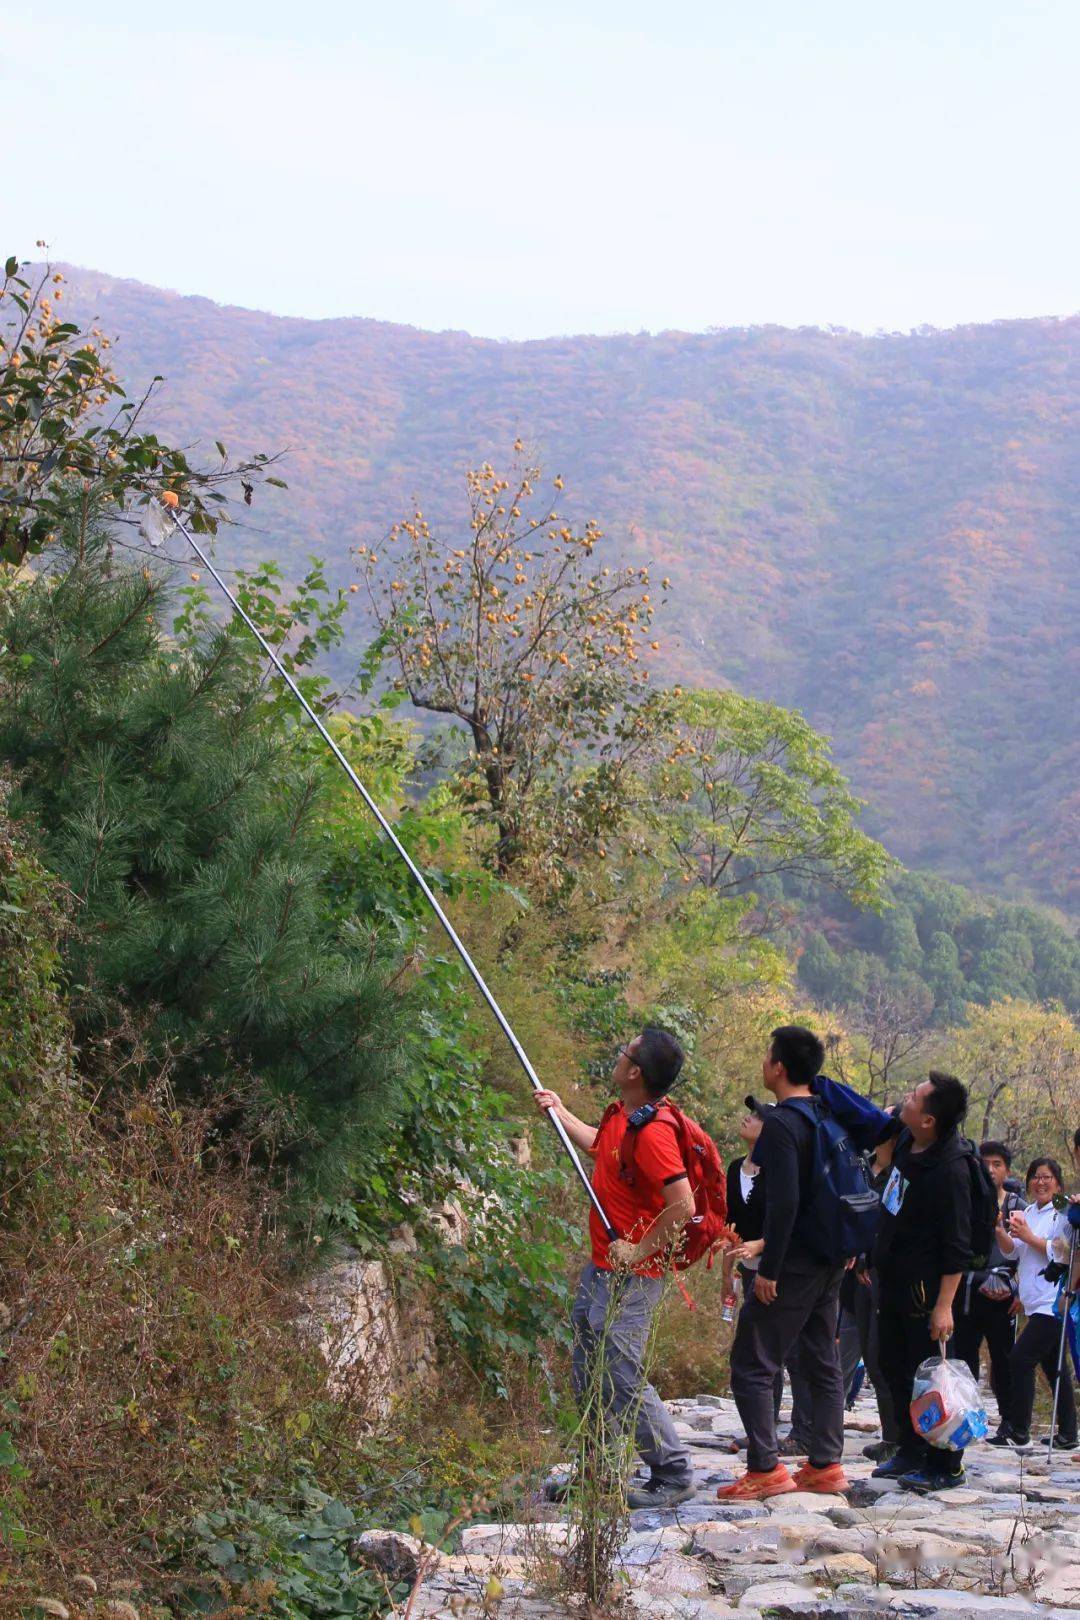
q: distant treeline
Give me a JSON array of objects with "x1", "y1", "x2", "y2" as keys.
[
  {"x1": 785, "y1": 869, "x2": 1080, "y2": 1023},
  {"x1": 48, "y1": 265, "x2": 1080, "y2": 913}
]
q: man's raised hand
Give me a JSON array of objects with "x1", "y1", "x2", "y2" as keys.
[{"x1": 534, "y1": 1088, "x2": 562, "y2": 1114}]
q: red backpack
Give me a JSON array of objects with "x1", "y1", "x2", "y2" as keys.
[{"x1": 598, "y1": 1101, "x2": 729, "y2": 1271}]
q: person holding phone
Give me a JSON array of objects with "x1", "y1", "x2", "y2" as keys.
[{"x1": 992, "y1": 1157, "x2": 1077, "y2": 1452}]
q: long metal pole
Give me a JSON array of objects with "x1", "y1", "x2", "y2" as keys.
[
  {"x1": 167, "y1": 510, "x2": 618, "y2": 1240},
  {"x1": 1047, "y1": 1223, "x2": 1079, "y2": 1464}
]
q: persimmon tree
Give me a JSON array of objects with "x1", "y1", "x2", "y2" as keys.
[
  {"x1": 0, "y1": 252, "x2": 282, "y2": 563},
  {"x1": 360, "y1": 449, "x2": 666, "y2": 879},
  {"x1": 640, "y1": 687, "x2": 890, "y2": 907}
]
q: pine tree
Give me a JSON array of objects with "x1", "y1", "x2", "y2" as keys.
[{"x1": 0, "y1": 541, "x2": 407, "y2": 1199}]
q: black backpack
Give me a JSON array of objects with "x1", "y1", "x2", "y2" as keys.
[
  {"x1": 964, "y1": 1141, "x2": 1001, "y2": 1267},
  {"x1": 784, "y1": 1097, "x2": 881, "y2": 1265}
]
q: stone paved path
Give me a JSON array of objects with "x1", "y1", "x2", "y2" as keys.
[{"x1": 363, "y1": 1385, "x2": 1080, "y2": 1619}]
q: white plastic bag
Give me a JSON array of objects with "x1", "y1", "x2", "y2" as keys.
[
  {"x1": 139, "y1": 499, "x2": 172, "y2": 549},
  {"x1": 909, "y1": 1349, "x2": 988, "y2": 1450}
]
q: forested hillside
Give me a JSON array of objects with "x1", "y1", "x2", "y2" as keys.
[
  {"x1": 4, "y1": 251, "x2": 1079, "y2": 1612},
  {"x1": 49, "y1": 266, "x2": 1080, "y2": 912}
]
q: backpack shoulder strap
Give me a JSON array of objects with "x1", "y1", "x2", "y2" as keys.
[
  {"x1": 597, "y1": 1101, "x2": 622, "y2": 1134},
  {"x1": 781, "y1": 1096, "x2": 820, "y2": 1125},
  {"x1": 656, "y1": 1102, "x2": 689, "y2": 1146},
  {"x1": 594, "y1": 1101, "x2": 622, "y2": 1153},
  {"x1": 621, "y1": 1104, "x2": 680, "y2": 1186}
]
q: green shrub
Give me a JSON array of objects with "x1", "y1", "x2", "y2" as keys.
[
  {"x1": 179, "y1": 1482, "x2": 396, "y2": 1619},
  {"x1": 0, "y1": 545, "x2": 407, "y2": 1200}
]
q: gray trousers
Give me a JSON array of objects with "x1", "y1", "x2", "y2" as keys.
[
  {"x1": 571, "y1": 1263, "x2": 691, "y2": 1486},
  {"x1": 730, "y1": 1258, "x2": 846, "y2": 1473}
]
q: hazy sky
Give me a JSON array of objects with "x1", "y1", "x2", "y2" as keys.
[{"x1": 4, "y1": 0, "x2": 1078, "y2": 338}]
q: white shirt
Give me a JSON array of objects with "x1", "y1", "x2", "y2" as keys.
[{"x1": 1016, "y1": 1199, "x2": 1069, "y2": 1318}]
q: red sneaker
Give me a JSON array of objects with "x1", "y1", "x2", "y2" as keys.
[
  {"x1": 790, "y1": 1462, "x2": 849, "y2": 1494},
  {"x1": 715, "y1": 1464, "x2": 797, "y2": 1501}
]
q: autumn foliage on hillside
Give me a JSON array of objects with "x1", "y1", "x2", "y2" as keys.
[{"x1": 46, "y1": 265, "x2": 1080, "y2": 909}]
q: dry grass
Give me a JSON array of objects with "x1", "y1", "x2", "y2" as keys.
[
  {"x1": 650, "y1": 1264, "x2": 732, "y2": 1399},
  {"x1": 0, "y1": 1069, "x2": 378, "y2": 1602}
]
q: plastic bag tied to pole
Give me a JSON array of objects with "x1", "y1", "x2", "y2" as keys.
[
  {"x1": 909, "y1": 1349, "x2": 989, "y2": 1449},
  {"x1": 139, "y1": 498, "x2": 173, "y2": 548}
]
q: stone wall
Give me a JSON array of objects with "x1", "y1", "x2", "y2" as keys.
[
  {"x1": 303, "y1": 1241, "x2": 436, "y2": 1422},
  {"x1": 302, "y1": 1151, "x2": 528, "y2": 1423}
]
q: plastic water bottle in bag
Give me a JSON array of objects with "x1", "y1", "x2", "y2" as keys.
[{"x1": 909, "y1": 1345, "x2": 988, "y2": 1449}]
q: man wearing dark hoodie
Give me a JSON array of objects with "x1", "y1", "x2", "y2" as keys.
[{"x1": 812, "y1": 1069, "x2": 974, "y2": 1492}]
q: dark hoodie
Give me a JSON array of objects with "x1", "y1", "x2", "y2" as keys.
[
  {"x1": 812, "y1": 1073, "x2": 974, "y2": 1290},
  {"x1": 872, "y1": 1128, "x2": 973, "y2": 1286}
]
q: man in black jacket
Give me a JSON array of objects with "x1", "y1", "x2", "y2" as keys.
[
  {"x1": 811, "y1": 1069, "x2": 974, "y2": 1489},
  {"x1": 717, "y1": 1027, "x2": 848, "y2": 1501},
  {"x1": 870, "y1": 1074, "x2": 973, "y2": 1491}
]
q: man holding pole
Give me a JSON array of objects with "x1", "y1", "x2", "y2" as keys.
[{"x1": 534, "y1": 1029, "x2": 696, "y2": 1509}]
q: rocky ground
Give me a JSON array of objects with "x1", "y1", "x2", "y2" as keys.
[{"x1": 361, "y1": 1384, "x2": 1080, "y2": 1620}]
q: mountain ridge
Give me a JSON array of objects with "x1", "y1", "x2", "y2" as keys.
[
  {"x1": 41, "y1": 265, "x2": 1080, "y2": 912},
  {"x1": 45, "y1": 259, "x2": 1080, "y2": 342}
]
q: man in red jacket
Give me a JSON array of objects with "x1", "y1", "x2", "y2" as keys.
[{"x1": 535, "y1": 1028, "x2": 695, "y2": 1508}]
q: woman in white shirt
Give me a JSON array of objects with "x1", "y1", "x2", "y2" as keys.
[{"x1": 993, "y1": 1157, "x2": 1077, "y2": 1451}]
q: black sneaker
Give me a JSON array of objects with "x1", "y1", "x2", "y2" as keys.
[
  {"x1": 1041, "y1": 1433, "x2": 1079, "y2": 1450},
  {"x1": 543, "y1": 1472, "x2": 578, "y2": 1503},
  {"x1": 626, "y1": 1477, "x2": 696, "y2": 1510},
  {"x1": 863, "y1": 1440, "x2": 898, "y2": 1462},
  {"x1": 871, "y1": 1451, "x2": 922, "y2": 1480},
  {"x1": 988, "y1": 1425, "x2": 1033, "y2": 1450},
  {"x1": 778, "y1": 1434, "x2": 808, "y2": 1457},
  {"x1": 898, "y1": 1464, "x2": 966, "y2": 1494}
]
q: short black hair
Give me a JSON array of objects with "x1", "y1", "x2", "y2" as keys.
[
  {"x1": 980, "y1": 1140, "x2": 1013, "y2": 1168},
  {"x1": 769, "y1": 1025, "x2": 825, "y2": 1088},
  {"x1": 635, "y1": 1026, "x2": 685, "y2": 1098},
  {"x1": 1026, "y1": 1156, "x2": 1064, "y2": 1190},
  {"x1": 923, "y1": 1071, "x2": 968, "y2": 1136}
]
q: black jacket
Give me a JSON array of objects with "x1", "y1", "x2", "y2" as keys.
[
  {"x1": 872, "y1": 1127, "x2": 974, "y2": 1285},
  {"x1": 753, "y1": 1098, "x2": 821, "y2": 1280},
  {"x1": 726, "y1": 1155, "x2": 766, "y2": 1244}
]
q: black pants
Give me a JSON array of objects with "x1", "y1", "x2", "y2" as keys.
[
  {"x1": 788, "y1": 1291, "x2": 859, "y2": 1446},
  {"x1": 730, "y1": 1259, "x2": 845, "y2": 1473},
  {"x1": 877, "y1": 1277, "x2": 961, "y2": 1471},
  {"x1": 838, "y1": 1300, "x2": 863, "y2": 1399},
  {"x1": 1007, "y1": 1312, "x2": 1078, "y2": 1444},
  {"x1": 853, "y1": 1271, "x2": 899, "y2": 1442},
  {"x1": 952, "y1": 1288, "x2": 1016, "y2": 1425},
  {"x1": 739, "y1": 1265, "x2": 804, "y2": 1436}
]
